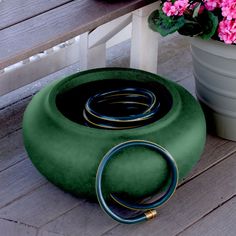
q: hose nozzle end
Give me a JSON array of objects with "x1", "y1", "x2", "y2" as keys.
[{"x1": 144, "y1": 209, "x2": 157, "y2": 220}]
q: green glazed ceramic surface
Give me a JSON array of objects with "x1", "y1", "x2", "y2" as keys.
[{"x1": 23, "y1": 68, "x2": 206, "y2": 200}]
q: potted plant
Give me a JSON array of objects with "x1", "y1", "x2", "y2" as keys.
[{"x1": 148, "y1": 0, "x2": 236, "y2": 141}]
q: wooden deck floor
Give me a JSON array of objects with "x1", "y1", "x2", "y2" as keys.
[{"x1": 0, "y1": 34, "x2": 236, "y2": 236}]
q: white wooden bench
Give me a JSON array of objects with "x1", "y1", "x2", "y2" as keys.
[{"x1": 0, "y1": 0, "x2": 160, "y2": 96}]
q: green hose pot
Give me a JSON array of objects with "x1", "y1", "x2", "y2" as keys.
[{"x1": 23, "y1": 68, "x2": 206, "y2": 201}]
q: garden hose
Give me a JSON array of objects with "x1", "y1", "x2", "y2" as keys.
[
  {"x1": 83, "y1": 87, "x2": 160, "y2": 129},
  {"x1": 96, "y1": 140, "x2": 178, "y2": 224},
  {"x1": 83, "y1": 87, "x2": 178, "y2": 224}
]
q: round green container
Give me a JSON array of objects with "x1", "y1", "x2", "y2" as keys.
[{"x1": 23, "y1": 68, "x2": 206, "y2": 200}]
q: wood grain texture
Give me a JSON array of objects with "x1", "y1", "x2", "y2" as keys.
[
  {"x1": 0, "y1": 0, "x2": 155, "y2": 69},
  {"x1": 0, "y1": 183, "x2": 82, "y2": 227},
  {"x1": 38, "y1": 230, "x2": 65, "y2": 236},
  {"x1": 157, "y1": 47, "x2": 193, "y2": 82},
  {"x1": 158, "y1": 34, "x2": 190, "y2": 65},
  {"x1": 0, "y1": 218, "x2": 37, "y2": 236},
  {"x1": 0, "y1": 130, "x2": 26, "y2": 173},
  {"x1": 0, "y1": 159, "x2": 47, "y2": 209},
  {"x1": 178, "y1": 196, "x2": 236, "y2": 236},
  {"x1": 157, "y1": 34, "x2": 192, "y2": 82},
  {"x1": 0, "y1": 0, "x2": 72, "y2": 30},
  {"x1": 181, "y1": 135, "x2": 236, "y2": 183},
  {"x1": 41, "y1": 200, "x2": 117, "y2": 236},
  {"x1": 178, "y1": 76, "x2": 196, "y2": 97},
  {"x1": 0, "y1": 96, "x2": 30, "y2": 139},
  {"x1": 100, "y1": 153, "x2": 236, "y2": 236}
]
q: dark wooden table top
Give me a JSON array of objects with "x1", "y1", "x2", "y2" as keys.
[{"x1": 0, "y1": 0, "x2": 156, "y2": 70}]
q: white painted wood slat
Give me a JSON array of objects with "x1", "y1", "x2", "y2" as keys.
[{"x1": 0, "y1": 41, "x2": 80, "y2": 96}]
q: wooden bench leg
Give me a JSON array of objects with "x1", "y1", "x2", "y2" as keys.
[
  {"x1": 79, "y1": 14, "x2": 132, "y2": 71},
  {"x1": 79, "y1": 32, "x2": 106, "y2": 71},
  {"x1": 79, "y1": 3, "x2": 160, "y2": 72},
  {"x1": 130, "y1": 2, "x2": 160, "y2": 73}
]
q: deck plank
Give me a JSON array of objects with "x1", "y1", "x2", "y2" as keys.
[
  {"x1": 158, "y1": 34, "x2": 191, "y2": 65},
  {"x1": 0, "y1": 159, "x2": 47, "y2": 209},
  {"x1": 178, "y1": 196, "x2": 236, "y2": 236},
  {"x1": 158, "y1": 47, "x2": 193, "y2": 82},
  {"x1": 178, "y1": 76, "x2": 196, "y2": 96},
  {"x1": 182, "y1": 135, "x2": 236, "y2": 183},
  {"x1": 157, "y1": 35, "x2": 192, "y2": 82},
  {"x1": 38, "y1": 230, "x2": 65, "y2": 236},
  {"x1": 41, "y1": 200, "x2": 117, "y2": 236},
  {"x1": 0, "y1": 130, "x2": 26, "y2": 173},
  {"x1": 0, "y1": 183, "x2": 82, "y2": 227},
  {"x1": 0, "y1": 97, "x2": 30, "y2": 139},
  {"x1": 0, "y1": 218, "x2": 37, "y2": 236},
  {"x1": 0, "y1": 0, "x2": 72, "y2": 30}
]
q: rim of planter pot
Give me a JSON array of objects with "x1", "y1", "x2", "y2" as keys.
[
  {"x1": 46, "y1": 67, "x2": 182, "y2": 136},
  {"x1": 190, "y1": 37, "x2": 236, "y2": 60}
]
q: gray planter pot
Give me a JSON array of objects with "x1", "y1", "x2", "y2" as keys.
[{"x1": 191, "y1": 37, "x2": 236, "y2": 141}]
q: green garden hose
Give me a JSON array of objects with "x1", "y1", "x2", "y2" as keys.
[{"x1": 96, "y1": 140, "x2": 178, "y2": 224}]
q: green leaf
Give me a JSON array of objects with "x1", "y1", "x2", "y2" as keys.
[
  {"x1": 200, "y1": 11, "x2": 218, "y2": 40},
  {"x1": 148, "y1": 10, "x2": 185, "y2": 37}
]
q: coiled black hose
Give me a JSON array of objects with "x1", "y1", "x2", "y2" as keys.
[{"x1": 83, "y1": 87, "x2": 160, "y2": 129}]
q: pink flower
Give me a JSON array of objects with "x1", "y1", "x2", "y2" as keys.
[
  {"x1": 203, "y1": 0, "x2": 222, "y2": 11},
  {"x1": 174, "y1": 0, "x2": 189, "y2": 15},
  {"x1": 218, "y1": 19, "x2": 236, "y2": 44},
  {"x1": 158, "y1": 0, "x2": 236, "y2": 44},
  {"x1": 162, "y1": 2, "x2": 178, "y2": 16},
  {"x1": 162, "y1": 0, "x2": 189, "y2": 16},
  {"x1": 221, "y1": 0, "x2": 236, "y2": 20}
]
